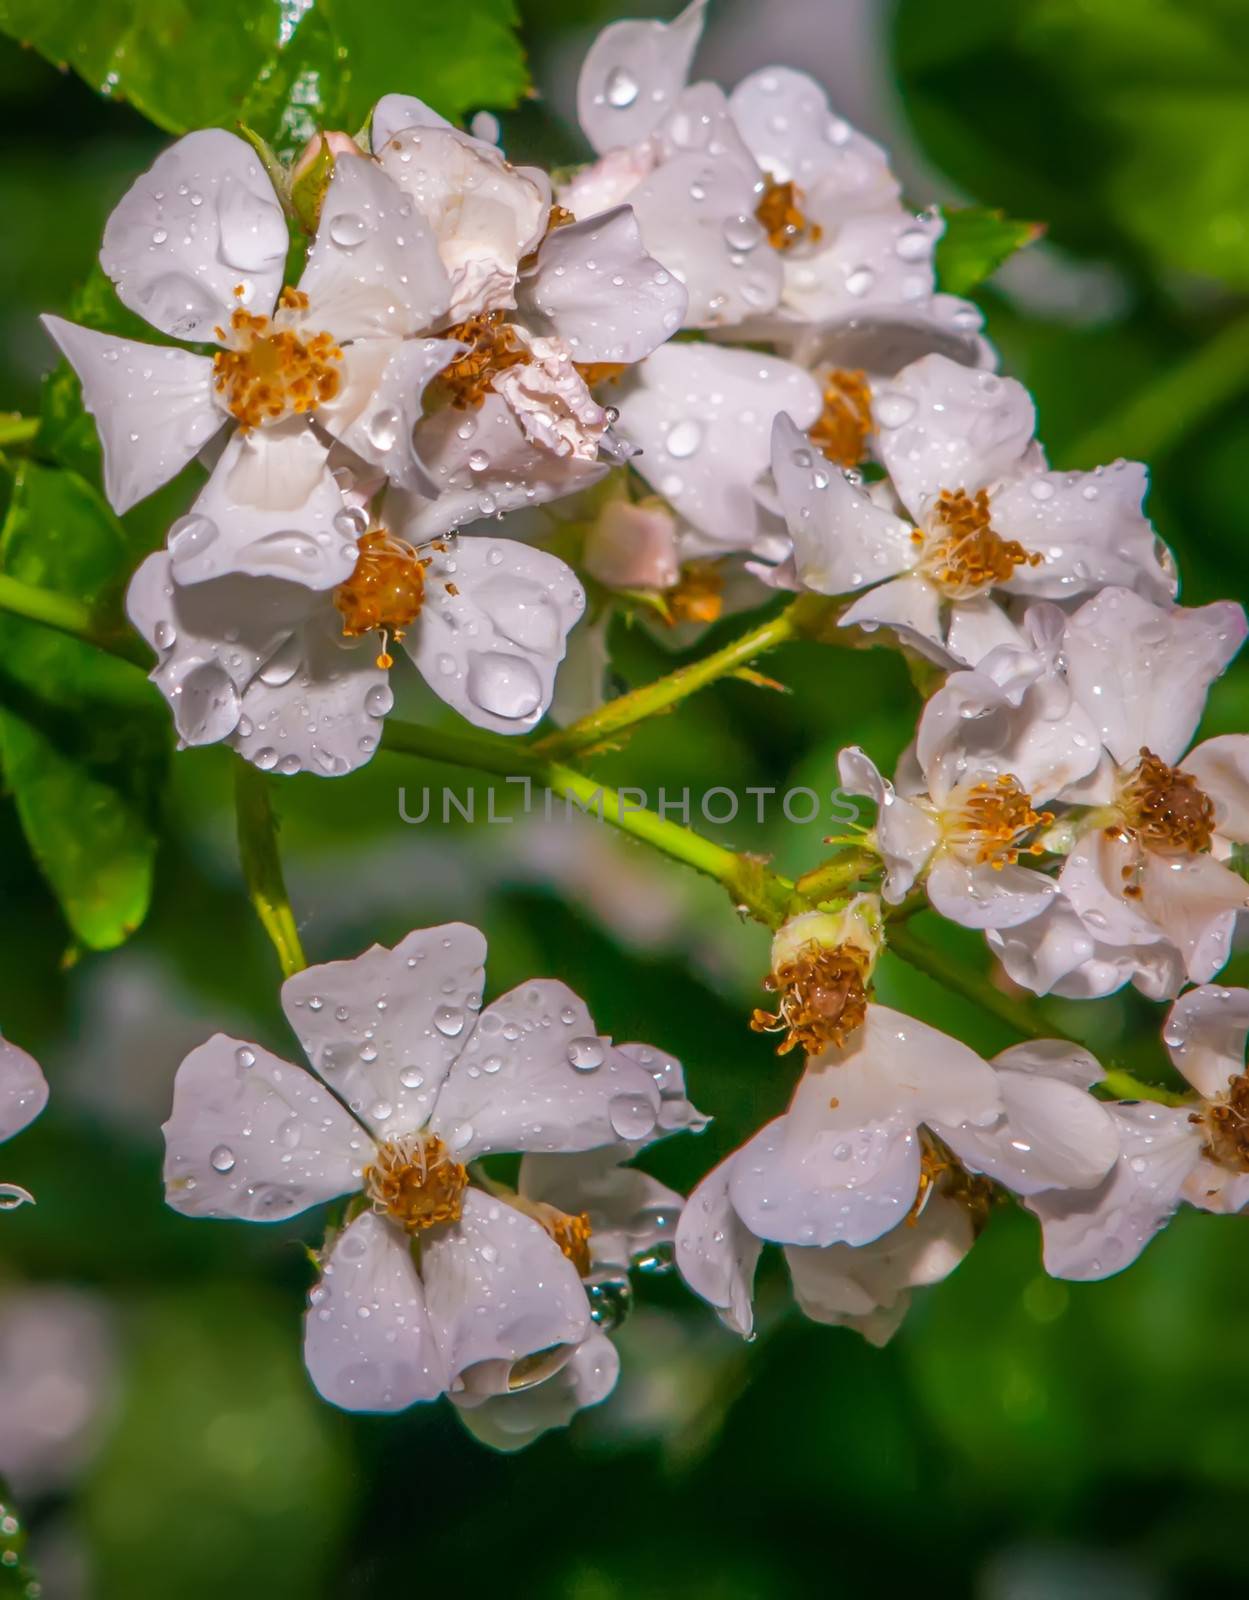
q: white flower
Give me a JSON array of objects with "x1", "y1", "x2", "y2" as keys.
[
  {"x1": 44, "y1": 130, "x2": 457, "y2": 535},
  {"x1": 1, "y1": 1035, "x2": 48, "y2": 1211},
  {"x1": 771, "y1": 356, "x2": 1177, "y2": 667},
  {"x1": 1026, "y1": 987, "x2": 1249, "y2": 1279},
  {"x1": 161, "y1": 923, "x2": 690, "y2": 1420},
  {"x1": 994, "y1": 588, "x2": 1249, "y2": 996},
  {"x1": 569, "y1": 3, "x2": 988, "y2": 366},
  {"x1": 839, "y1": 615, "x2": 1102, "y2": 929},
  {"x1": 127, "y1": 518, "x2": 586, "y2": 770}
]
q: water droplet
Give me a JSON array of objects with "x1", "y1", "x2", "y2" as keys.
[
  {"x1": 399, "y1": 1066, "x2": 425, "y2": 1089},
  {"x1": 168, "y1": 513, "x2": 219, "y2": 564},
  {"x1": 210, "y1": 1144, "x2": 236, "y2": 1173},
  {"x1": 665, "y1": 419, "x2": 702, "y2": 459},
  {"x1": 466, "y1": 653, "x2": 543, "y2": 721},
  {"x1": 235, "y1": 1047, "x2": 256, "y2": 1069},
  {"x1": 434, "y1": 1005, "x2": 466, "y2": 1037},
  {"x1": 723, "y1": 213, "x2": 764, "y2": 252},
  {"x1": 328, "y1": 211, "x2": 368, "y2": 249},
  {"x1": 367, "y1": 409, "x2": 399, "y2": 452},
  {"x1": 608, "y1": 1092, "x2": 656, "y2": 1141},
  {"x1": 567, "y1": 1036, "x2": 605, "y2": 1072},
  {"x1": 605, "y1": 66, "x2": 640, "y2": 109}
]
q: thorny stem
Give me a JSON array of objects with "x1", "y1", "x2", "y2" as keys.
[
  {"x1": 886, "y1": 921, "x2": 1190, "y2": 1107},
  {"x1": 0, "y1": 573, "x2": 148, "y2": 667},
  {"x1": 535, "y1": 593, "x2": 842, "y2": 759},
  {"x1": 234, "y1": 760, "x2": 307, "y2": 979}
]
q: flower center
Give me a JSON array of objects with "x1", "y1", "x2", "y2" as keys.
[
  {"x1": 808, "y1": 368, "x2": 872, "y2": 468},
  {"x1": 212, "y1": 287, "x2": 342, "y2": 430},
  {"x1": 362, "y1": 1134, "x2": 468, "y2": 1233},
  {"x1": 429, "y1": 311, "x2": 531, "y2": 409},
  {"x1": 333, "y1": 529, "x2": 430, "y2": 668},
  {"x1": 1120, "y1": 747, "x2": 1215, "y2": 855},
  {"x1": 915, "y1": 488, "x2": 1042, "y2": 599},
  {"x1": 1195, "y1": 1072, "x2": 1249, "y2": 1173},
  {"x1": 754, "y1": 174, "x2": 822, "y2": 252},
  {"x1": 910, "y1": 1133, "x2": 995, "y2": 1225},
  {"x1": 542, "y1": 1208, "x2": 594, "y2": 1277},
  {"x1": 662, "y1": 562, "x2": 724, "y2": 627},
  {"x1": 574, "y1": 361, "x2": 629, "y2": 388},
  {"x1": 942, "y1": 774, "x2": 1053, "y2": 869},
  {"x1": 750, "y1": 941, "x2": 870, "y2": 1056}
]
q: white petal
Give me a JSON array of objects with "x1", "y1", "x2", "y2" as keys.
[
  {"x1": 576, "y1": 0, "x2": 708, "y2": 155},
  {"x1": 617, "y1": 1039, "x2": 708, "y2": 1142},
  {"x1": 0, "y1": 1038, "x2": 47, "y2": 1144},
  {"x1": 429, "y1": 980, "x2": 660, "y2": 1160},
  {"x1": 452, "y1": 1330, "x2": 618, "y2": 1452},
  {"x1": 1182, "y1": 735, "x2": 1249, "y2": 845},
  {"x1": 1163, "y1": 984, "x2": 1249, "y2": 1099},
  {"x1": 404, "y1": 534, "x2": 584, "y2": 736},
  {"x1": 936, "y1": 1067, "x2": 1119, "y2": 1195},
  {"x1": 422, "y1": 1188, "x2": 590, "y2": 1385},
  {"x1": 651, "y1": 82, "x2": 759, "y2": 178},
  {"x1": 992, "y1": 462, "x2": 1175, "y2": 605},
  {"x1": 161, "y1": 1034, "x2": 363, "y2": 1221},
  {"x1": 840, "y1": 572, "x2": 949, "y2": 661},
  {"x1": 304, "y1": 1211, "x2": 446, "y2": 1410},
  {"x1": 993, "y1": 1039, "x2": 1105, "y2": 1090},
  {"x1": 1025, "y1": 1104, "x2": 1200, "y2": 1281},
  {"x1": 297, "y1": 157, "x2": 450, "y2": 340},
  {"x1": 369, "y1": 94, "x2": 460, "y2": 151},
  {"x1": 518, "y1": 1148, "x2": 683, "y2": 1270},
  {"x1": 986, "y1": 895, "x2": 1126, "y2": 999},
  {"x1": 318, "y1": 336, "x2": 462, "y2": 496},
  {"x1": 787, "y1": 294, "x2": 990, "y2": 379},
  {"x1": 521, "y1": 206, "x2": 686, "y2": 363},
  {"x1": 41, "y1": 318, "x2": 222, "y2": 514},
  {"x1": 616, "y1": 343, "x2": 820, "y2": 543},
  {"x1": 1139, "y1": 850, "x2": 1249, "y2": 985},
  {"x1": 837, "y1": 745, "x2": 939, "y2": 901},
  {"x1": 1062, "y1": 588, "x2": 1247, "y2": 766},
  {"x1": 1060, "y1": 832, "x2": 1166, "y2": 949},
  {"x1": 281, "y1": 924, "x2": 487, "y2": 1139},
  {"x1": 674, "y1": 1159, "x2": 762, "y2": 1337},
  {"x1": 399, "y1": 393, "x2": 609, "y2": 538},
  {"x1": 626, "y1": 151, "x2": 781, "y2": 329},
  {"x1": 771, "y1": 413, "x2": 914, "y2": 595},
  {"x1": 926, "y1": 856, "x2": 1057, "y2": 931},
  {"x1": 875, "y1": 356, "x2": 1035, "y2": 525},
  {"x1": 777, "y1": 206, "x2": 941, "y2": 327},
  {"x1": 174, "y1": 425, "x2": 356, "y2": 590},
  {"x1": 101, "y1": 128, "x2": 287, "y2": 339},
  {"x1": 942, "y1": 594, "x2": 1029, "y2": 668},
  {"x1": 377, "y1": 127, "x2": 546, "y2": 322},
  {"x1": 728, "y1": 68, "x2": 898, "y2": 209}
]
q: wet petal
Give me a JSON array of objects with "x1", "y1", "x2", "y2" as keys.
[
  {"x1": 521, "y1": 205, "x2": 686, "y2": 363},
  {"x1": 318, "y1": 336, "x2": 463, "y2": 496},
  {"x1": 423, "y1": 1188, "x2": 590, "y2": 1385},
  {"x1": 0, "y1": 1038, "x2": 48, "y2": 1144},
  {"x1": 404, "y1": 534, "x2": 585, "y2": 737},
  {"x1": 576, "y1": 0, "x2": 708, "y2": 154},
  {"x1": 101, "y1": 128, "x2": 287, "y2": 339},
  {"x1": 875, "y1": 356, "x2": 1035, "y2": 525},
  {"x1": 41, "y1": 318, "x2": 222, "y2": 514},
  {"x1": 282, "y1": 923, "x2": 487, "y2": 1139},
  {"x1": 839, "y1": 572, "x2": 949, "y2": 662},
  {"x1": 926, "y1": 856, "x2": 1057, "y2": 931},
  {"x1": 1062, "y1": 588, "x2": 1248, "y2": 767},
  {"x1": 429, "y1": 980, "x2": 660, "y2": 1160},
  {"x1": 1163, "y1": 984, "x2": 1249, "y2": 1099},
  {"x1": 674, "y1": 1158, "x2": 762, "y2": 1337},
  {"x1": 297, "y1": 156, "x2": 450, "y2": 340},
  {"x1": 837, "y1": 746, "x2": 939, "y2": 901},
  {"x1": 304, "y1": 1211, "x2": 447, "y2": 1410},
  {"x1": 1182, "y1": 735, "x2": 1249, "y2": 845},
  {"x1": 778, "y1": 206, "x2": 941, "y2": 328},
  {"x1": 452, "y1": 1330, "x2": 618, "y2": 1452},
  {"x1": 1139, "y1": 850, "x2": 1249, "y2": 985},
  {"x1": 518, "y1": 1148, "x2": 684, "y2": 1270},
  {"x1": 161, "y1": 1034, "x2": 364, "y2": 1222}
]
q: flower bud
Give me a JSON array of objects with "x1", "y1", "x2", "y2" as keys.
[
  {"x1": 583, "y1": 500, "x2": 681, "y2": 592},
  {"x1": 752, "y1": 896, "x2": 883, "y2": 1056}
]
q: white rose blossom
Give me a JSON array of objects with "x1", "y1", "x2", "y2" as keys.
[
  {"x1": 1, "y1": 1035, "x2": 48, "y2": 1211},
  {"x1": 771, "y1": 354, "x2": 1176, "y2": 668},
  {"x1": 161, "y1": 923, "x2": 703, "y2": 1432},
  {"x1": 989, "y1": 588, "x2": 1249, "y2": 998}
]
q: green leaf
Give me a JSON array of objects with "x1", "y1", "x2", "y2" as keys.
[
  {"x1": 0, "y1": 0, "x2": 528, "y2": 161},
  {"x1": 0, "y1": 460, "x2": 166, "y2": 951},
  {"x1": 935, "y1": 206, "x2": 1042, "y2": 295}
]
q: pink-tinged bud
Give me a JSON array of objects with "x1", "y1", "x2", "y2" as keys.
[
  {"x1": 583, "y1": 501, "x2": 681, "y2": 592},
  {"x1": 291, "y1": 130, "x2": 365, "y2": 185}
]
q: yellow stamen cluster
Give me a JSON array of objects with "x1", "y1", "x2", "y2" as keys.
[
  {"x1": 1195, "y1": 1073, "x2": 1249, "y2": 1173},
  {"x1": 333, "y1": 529, "x2": 429, "y2": 667},
  {"x1": 430, "y1": 311, "x2": 531, "y2": 409},
  {"x1": 916, "y1": 488, "x2": 1042, "y2": 599},
  {"x1": 362, "y1": 1134, "x2": 468, "y2": 1233},
  {"x1": 662, "y1": 561, "x2": 724, "y2": 627},
  {"x1": 808, "y1": 368, "x2": 873, "y2": 468},
  {"x1": 1121, "y1": 747, "x2": 1215, "y2": 856},
  {"x1": 754, "y1": 175, "x2": 823, "y2": 252},
  {"x1": 944, "y1": 774, "x2": 1052, "y2": 870},
  {"x1": 212, "y1": 287, "x2": 342, "y2": 429},
  {"x1": 543, "y1": 1209, "x2": 594, "y2": 1277},
  {"x1": 751, "y1": 941, "x2": 870, "y2": 1055}
]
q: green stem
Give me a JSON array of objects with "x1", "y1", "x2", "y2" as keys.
[
  {"x1": 886, "y1": 922, "x2": 1189, "y2": 1106},
  {"x1": 234, "y1": 760, "x2": 307, "y2": 979},
  {"x1": 791, "y1": 850, "x2": 880, "y2": 907},
  {"x1": 384, "y1": 718, "x2": 795, "y2": 926},
  {"x1": 0, "y1": 414, "x2": 39, "y2": 447},
  {"x1": 535, "y1": 594, "x2": 838, "y2": 759},
  {"x1": 1068, "y1": 307, "x2": 1249, "y2": 466},
  {"x1": 0, "y1": 572, "x2": 148, "y2": 667}
]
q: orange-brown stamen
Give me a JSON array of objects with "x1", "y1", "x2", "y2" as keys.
[
  {"x1": 212, "y1": 290, "x2": 341, "y2": 430},
  {"x1": 1121, "y1": 747, "x2": 1215, "y2": 856},
  {"x1": 1195, "y1": 1072, "x2": 1249, "y2": 1174},
  {"x1": 661, "y1": 561, "x2": 724, "y2": 627},
  {"x1": 334, "y1": 529, "x2": 428, "y2": 666},
  {"x1": 809, "y1": 367, "x2": 873, "y2": 468},
  {"x1": 916, "y1": 488, "x2": 1042, "y2": 599},
  {"x1": 943, "y1": 774, "x2": 1053, "y2": 870},
  {"x1": 751, "y1": 941, "x2": 870, "y2": 1056},
  {"x1": 575, "y1": 361, "x2": 630, "y2": 388},
  {"x1": 429, "y1": 311, "x2": 531, "y2": 409},
  {"x1": 754, "y1": 175, "x2": 823, "y2": 252},
  {"x1": 362, "y1": 1134, "x2": 468, "y2": 1233}
]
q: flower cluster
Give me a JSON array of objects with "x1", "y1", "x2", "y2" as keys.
[{"x1": 26, "y1": 2, "x2": 1249, "y2": 1448}]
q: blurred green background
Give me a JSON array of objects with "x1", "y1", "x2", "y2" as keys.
[{"x1": 1, "y1": 1, "x2": 1249, "y2": 1595}]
